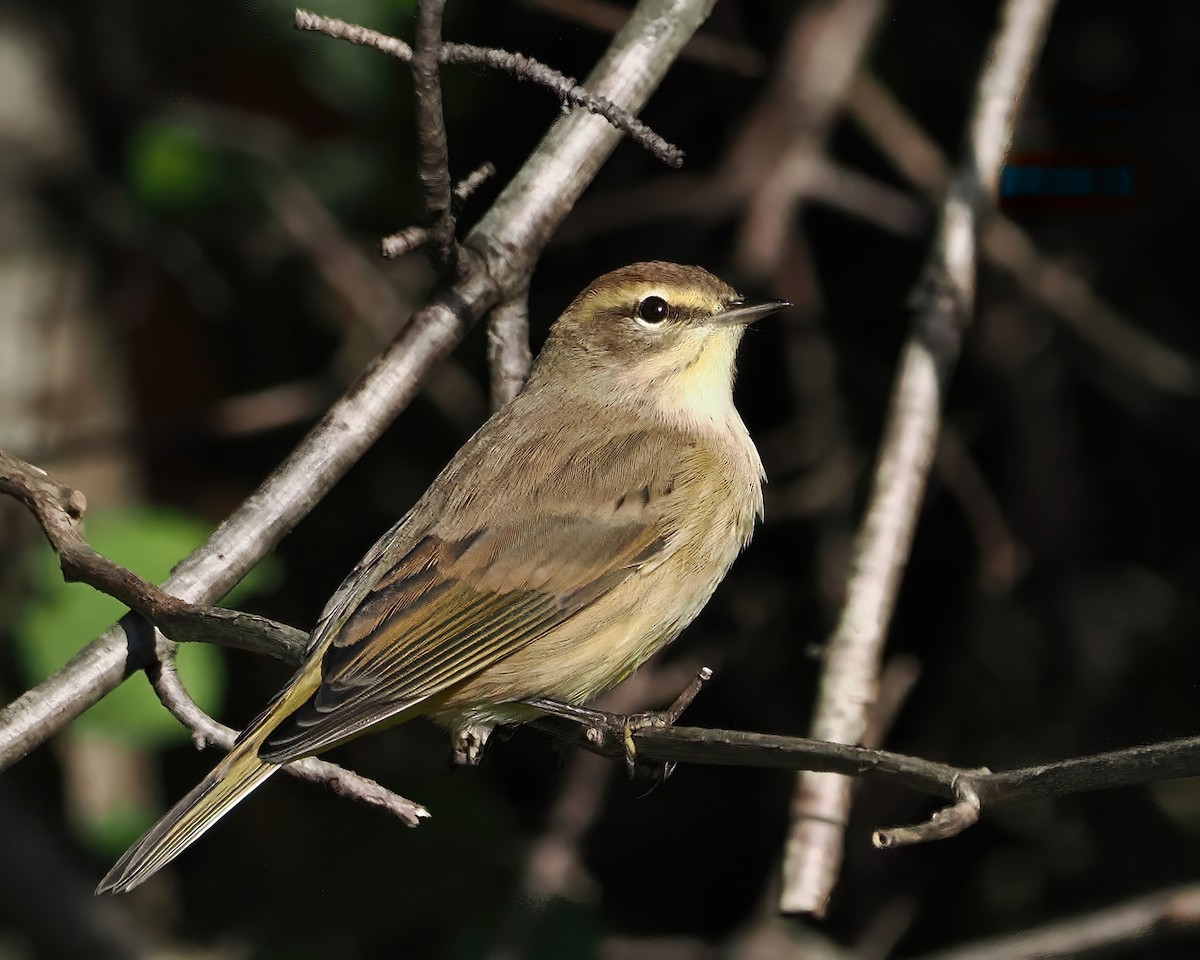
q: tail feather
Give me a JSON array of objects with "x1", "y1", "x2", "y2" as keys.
[
  {"x1": 97, "y1": 667, "x2": 321, "y2": 895},
  {"x1": 96, "y1": 734, "x2": 278, "y2": 894}
]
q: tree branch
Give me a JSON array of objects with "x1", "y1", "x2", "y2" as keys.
[
  {"x1": 913, "y1": 884, "x2": 1200, "y2": 960},
  {"x1": 780, "y1": 0, "x2": 1058, "y2": 916},
  {"x1": 0, "y1": 0, "x2": 717, "y2": 773},
  {"x1": 149, "y1": 656, "x2": 427, "y2": 826},
  {"x1": 411, "y1": 0, "x2": 457, "y2": 272},
  {"x1": 294, "y1": 9, "x2": 684, "y2": 167},
  {"x1": 380, "y1": 161, "x2": 495, "y2": 259},
  {"x1": 8, "y1": 447, "x2": 1199, "y2": 848},
  {"x1": 1, "y1": 450, "x2": 426, "y2": 824},
  {"x1": 0, "y1": 449, "x2": 308, "y2": 663},
  {"x1": 536, "y1": 720, "x2": 1200, "y2": 846},
  {"x1": 486, "y1": 293, "x2": 533, "y2": 410}
]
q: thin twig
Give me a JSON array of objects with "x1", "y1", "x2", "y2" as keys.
[
  {"x1": 780, "y1": 0, "x2": 1058, "y2": 916},
  {"x1": 453, "y1": 161, "x2": 496, "y2": 205},
  {"x1": 0, "y1": 0, "x2": 717, "y2": 772},
  {"x1": 439, "y1": 44, "x2": 683, "y2": 167},
  {"x1": 294, "y1": 9, "x2": 412, "y2": 57},
  {"x1": 486, "y1": 294, "x2": 533, "y2": 409},
  {"x1": 913, "y1": 884, "x2": 1200, "y2": 960},
  {"x1": 150, "y1": 658, "x2": 428, "y2": 825},
  {"x1": 412, "y1": 0, "x2": 457, "y2": 272},
  {"x1": 382, "y1": 161, "x2": 496, "y2": 259},
  {"x1": 935, "y1": 429, "x2": 1028, "y2": 594},
  {"x1": 873, "y1": 779, "x2": 980, "y2": 848},
  {"x1": 380, "y1": 225, "x2": 432, "y2": 260},
  {"x1": 295, "y1": 9, "x2": 684, "y2": 167}
]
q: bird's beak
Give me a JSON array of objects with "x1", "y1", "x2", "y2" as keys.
[{"x1": 711, "y1": 298, "x2": 791, "y2": 326}]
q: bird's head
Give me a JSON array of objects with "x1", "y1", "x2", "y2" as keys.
[{"x1": 530, "y1": 262, "x2": 788, "y2": 424}]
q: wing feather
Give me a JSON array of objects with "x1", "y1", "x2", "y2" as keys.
[
  {"x1": 258, "y1": 415, "x2": 702, "y2": 764},
  {"x1": 258, "y1": 517, "x2": 668, "y2": 761}
]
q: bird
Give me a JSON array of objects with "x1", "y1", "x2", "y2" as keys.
[{"x1": 97, "y1": 261, "x2": 788, "y2": 893}]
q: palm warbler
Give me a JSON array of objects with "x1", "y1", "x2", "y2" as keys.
[{"x1": 98, "y1": 261, "x2": 787, "y2": 893}]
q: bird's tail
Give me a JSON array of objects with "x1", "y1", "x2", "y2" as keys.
[{"x1": 97, "y1": 669, "x2": 320, "y2": 894}]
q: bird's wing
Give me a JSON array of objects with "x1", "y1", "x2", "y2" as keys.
[{"x1": 258, "y1": 489, "x2": 675, "y2": 762}]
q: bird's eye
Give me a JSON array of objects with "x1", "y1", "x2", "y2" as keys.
[{"x1": 636, "y1": 296, "x2": 669, "y2": 326}]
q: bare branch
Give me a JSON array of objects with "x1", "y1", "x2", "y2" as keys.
[
  {"x1": 294, "y1": 8, "x2": 411, "y2": 57},
  {"x1": 439, "y1": 44, "x2": 684, "y2": 167},
  {"x1": 536, "y1": 721, "x2": 1200, "y2": 847},
  {"x1": 150, "y1": 658, "x2": 428, "y2": 826},
  {"x1": 487, "y1": 294, "x2": 533, "y2": 410},
  {"x1": 294, "y1": 9, "x2": 684, "y2": 167},
  {"x1": 913, "y1": 884, "x2": 1200, "y2": 960},
  {"x1": 736, "y1": 0, "x2": 888, "y2": 277},
  {"x1": 0, "y1": 449, "x2": 308, "y2": 663},
  {"x1": 6, "y1": 449, "x2": 1198, "y2": 850},
  {"x1": 780, "y1": 0, "x2": 1057, "y2": 916},
  {"x1": 412, "y1": 0, "x2": 457, "y2": 272},
  {"x1": 0, "y1": 451, "x2": 426, "y2": 826},
  {"x1": 0, "y1": 0, "x2": 717, "y2": 772}
]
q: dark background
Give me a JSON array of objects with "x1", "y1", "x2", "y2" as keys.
[{"x1": 2, "y1": 0, "x2": 1199, "y2": 957}]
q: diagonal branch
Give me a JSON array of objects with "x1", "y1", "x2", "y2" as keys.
[
  {"x1": 779, "y1": 0, "x2": 1058, "y2": 917},
  {"x1": 1, "y1": 448, "x2": 426, "y2": 824},
  {"x1": 0, "y1": 0, "x2": 717, "y2": 773}
]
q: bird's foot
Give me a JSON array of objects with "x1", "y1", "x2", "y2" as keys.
[
  {"x1": 450, "y1": 723, "x2": 494, "y2": 766},
  {"x1": 528, "y1": 666, "x2": 713, "y2": 786}
]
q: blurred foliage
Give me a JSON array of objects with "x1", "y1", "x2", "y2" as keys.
[{"x1": 126, "y1": 121, "x2": 230, "y2": 212}]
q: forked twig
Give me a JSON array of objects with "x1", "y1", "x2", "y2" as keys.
[{"x1": 295, "y1": 8, "x2": 683, "y2": 167}]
